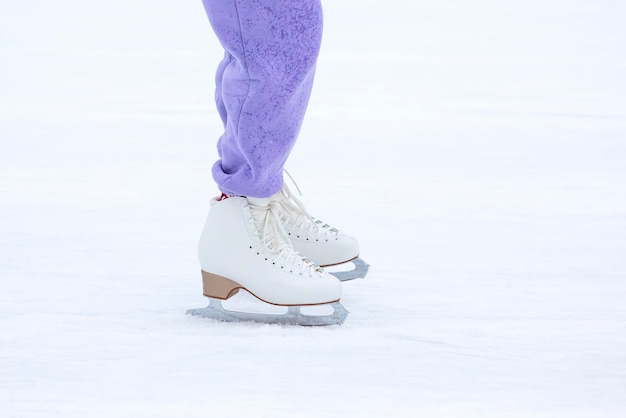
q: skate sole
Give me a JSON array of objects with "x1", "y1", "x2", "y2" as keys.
[
  {"x1": 201, "y1": 270, "x2": 340, "y2": 307},
  {"x1": 319, "y1": 255, "x2": 359, "y2": 268}
]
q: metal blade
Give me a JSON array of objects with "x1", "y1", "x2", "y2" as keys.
[
  {"x1": 186, "y1": 298, "x2": 349, "y2": 326},
  {"x1": 328, "y1": 257, "x2": 370, "y2": 282}
]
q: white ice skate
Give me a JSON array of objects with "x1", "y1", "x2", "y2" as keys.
[
  {"x1": 186, "y1": 194, "x2": 348, "y2": 326},
  {"x1": 274, "y1": 182, "x2": 369, "y2": 281}
]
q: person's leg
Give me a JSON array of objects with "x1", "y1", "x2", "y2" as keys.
[
  {"x1": 202, "y1": 0, "x2": 323, "y2": 198},
  {"x1": 214, "y1": 51, "x2": 232, "y2": 128},
  {"x1": 191, "y1": 0, "x2": 363, "y2": 322}
]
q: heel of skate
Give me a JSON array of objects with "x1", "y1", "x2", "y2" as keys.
[{"x1": 201, "y1": 270, "x2": 241, "y2": 300}]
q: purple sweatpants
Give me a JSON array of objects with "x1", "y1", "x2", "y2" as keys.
[{"x1": 201, "y1": 0, "x2": 323, "y2": 198}]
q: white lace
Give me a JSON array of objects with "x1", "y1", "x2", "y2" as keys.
[
  {"x1": 247, "y1": 198, "x2": 323, "y2": 278},
  {"x1": 276, "y1": 177, "x2": 339, "y2": 242}
]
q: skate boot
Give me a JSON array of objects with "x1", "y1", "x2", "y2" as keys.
[
  {"x1": 274, "y1": 183, "x2": 369, "y2": 281},
  {"x1": 186, "y1": 194, "x2": 348, "y2": 326}
]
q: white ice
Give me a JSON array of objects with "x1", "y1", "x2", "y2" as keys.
[{"x1": 1, "y1": 1, "x2": 625, "y2": 417}]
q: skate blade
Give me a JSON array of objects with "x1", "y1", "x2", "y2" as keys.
[
  {"x1": 327, "y1": 257, "x2": 369, "y2": 282},
  {"x1": 186, "y1": 298, "x2": 349, "y2": 326}
]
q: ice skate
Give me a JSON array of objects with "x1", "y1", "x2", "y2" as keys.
[
  {"x1": 186, "y1": 194, "x2": 348, "y2": 326},
  {"x1": 274, "y1": 181, "x2": 369, "y2": 281}
]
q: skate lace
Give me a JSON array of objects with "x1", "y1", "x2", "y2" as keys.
[
  {"x1": 277, "y1": 174, "x2": 339, "y2": 242},
  {"x1": 247, "y1": 198, "x2": 323, "y2": 278}
]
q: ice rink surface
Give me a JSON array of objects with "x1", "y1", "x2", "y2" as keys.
[{"x1": 1, "y1": 1, "x2": 625, "y2": 416}]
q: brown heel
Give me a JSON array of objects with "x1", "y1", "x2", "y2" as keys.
[{"x1": 201, "y1": 270, "x2": 242, "y2": 300}]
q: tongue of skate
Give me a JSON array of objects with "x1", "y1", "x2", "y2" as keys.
[{"x1": 247, "y1": 196, "x2": 322, "y2": 277}]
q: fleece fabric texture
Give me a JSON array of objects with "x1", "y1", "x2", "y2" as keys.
[{"x1": 202, "y1": 0, "x2": 323, "y2": 197}]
